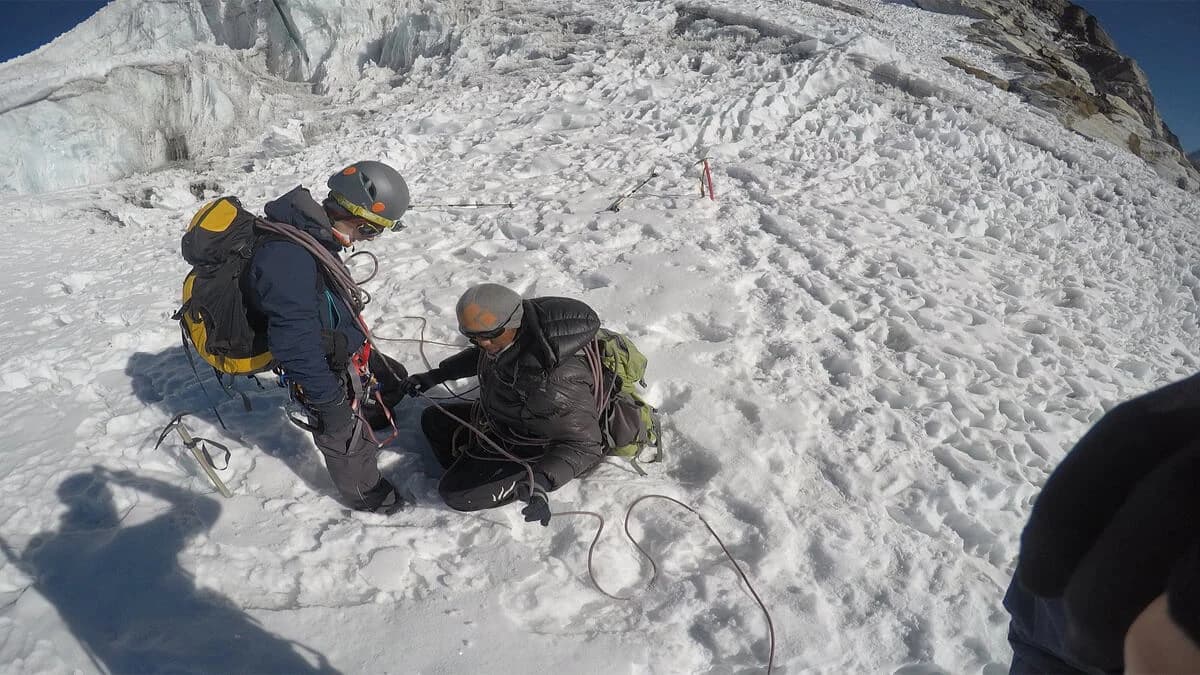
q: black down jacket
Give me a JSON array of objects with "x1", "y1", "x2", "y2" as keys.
[{"x1": 435, "y1": 297, "x2": 604, "y2": 489}]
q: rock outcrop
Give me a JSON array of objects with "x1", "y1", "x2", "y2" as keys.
[{"x1": 915, "y1": 0, "x2": 1199, "y2": 190}]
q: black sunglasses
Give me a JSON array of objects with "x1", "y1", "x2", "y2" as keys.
[{"x1": 461, "y1": 324, "x2": 508, "y2": 342}]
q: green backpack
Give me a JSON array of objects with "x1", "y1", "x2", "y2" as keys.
[{"x1": 595, "y1": 328, "x2": 663, "y2": 474}]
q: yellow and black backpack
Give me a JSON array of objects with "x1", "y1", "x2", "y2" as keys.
[{"x1": 174, "y1": 196, "x2": 274, "y2": 376}]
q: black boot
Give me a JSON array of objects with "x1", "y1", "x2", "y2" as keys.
[{"x1": 354, "y1": 477, "x2": 406, "y2": 514}]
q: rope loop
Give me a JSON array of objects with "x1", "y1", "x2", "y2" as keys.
[{"x1": 557, "y1": 496, "x2": 776, "y2": 673}]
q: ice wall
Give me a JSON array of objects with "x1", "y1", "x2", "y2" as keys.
[{"x1": 0, "y1": 0, "x2": 474, "y2": 195}]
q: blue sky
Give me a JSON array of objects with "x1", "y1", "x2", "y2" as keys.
[
  {"x1": 0, "y1": 1, "x2": 108, "y2": 65},
  {"x1": 0, "y1": 0, "x2": 1197, "y2": 151},
  {"x1": 1075, "y1": 0, "x2": 1200, "y2": 152}
]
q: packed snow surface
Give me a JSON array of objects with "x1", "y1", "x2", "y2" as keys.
[{"x1": 2, "y1": 0, "x2": 1199, "y2": 672}]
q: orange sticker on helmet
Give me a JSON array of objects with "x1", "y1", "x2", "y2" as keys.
[
  {"x1": 342, "y1": 166, "x2": 357, "y2": 175},
  {"x1": 459, "y1": 303, "x2": 498, "y2": 332},
  {"x1": 371, "y1": 201, "x2": 386, "y2": 213}
]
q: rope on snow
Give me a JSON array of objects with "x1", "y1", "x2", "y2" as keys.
[{"x1": 415, "y1": 384, "x2": 776, "y2": 673}]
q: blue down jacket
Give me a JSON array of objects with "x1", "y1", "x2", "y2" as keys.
[{"x1": 242, "y1": 186, "x2": 366, "y2": 404}]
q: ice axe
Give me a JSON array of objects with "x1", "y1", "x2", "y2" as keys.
[
  {"x1": 155, "y1": 412, "x2": 233, "y2": 498},
  {"x1": 603, "y1": 170, "x2": 659, "y2": 212}
]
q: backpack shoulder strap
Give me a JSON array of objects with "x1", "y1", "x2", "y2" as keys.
[
  {"x1": 254, "y1": 218, "x2": 366, "y2": 313},
  {"x1": 245, "y1": 221, "x2": 323, "y2": 289}
]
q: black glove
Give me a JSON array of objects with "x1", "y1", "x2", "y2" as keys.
[
  {"x1": 516, "y1": 474, "x2": 552, "y2": 527},
  {"x1": 369, "y1": 352, "x2": 410, "y2": 407},
  {"x1": 1015, "y1": 373, "x2": 1200, "y2": 668},
  {"x1": 403, "y1": 369, "x2": 444, "y2": 396}
]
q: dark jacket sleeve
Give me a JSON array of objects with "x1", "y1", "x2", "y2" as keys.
[
  {"x1": 1016, "y1": 373, "x2": 1200, "y2": 668},
  {"x1": 531, "y1": 359, "x2": 604, "y2": 490},
  {"x1": 437, "y1": 347, "x2": 482, "y2": 381},
  {"x1": 249, "y1": 241, "x2": 343, "y2": 404}
]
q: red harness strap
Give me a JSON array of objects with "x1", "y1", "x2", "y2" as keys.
[
  {"x1": 350, "y1": 338, "x2": 372, "y2": 379},
  {"x1": 348, "y1": 328, "x2": 400, "y2": 447}
]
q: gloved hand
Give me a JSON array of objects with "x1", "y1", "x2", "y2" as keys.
[
  {"x1": 516, "y1": 474, "x2": 552, "y2": 527},
  {"x1": 403, "y1": 369, "x2": 444, "y2": 396},
  {"x1": 1015, "y1": 373, "x2": 1200, "y2": 669},
  {"x1": 369, "y1": 352, "x2": 410, "y2": 408}
]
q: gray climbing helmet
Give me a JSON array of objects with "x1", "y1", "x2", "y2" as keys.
[
  {"x1": 456, "y1": 283, "x2": 524, "y2": 336},
  {"x1": 326, "y1": 160, "x2": 410, "y2": 231}
]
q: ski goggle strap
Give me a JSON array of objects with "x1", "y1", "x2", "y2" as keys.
[{"x1": 329, "y1": 191, "x2": 403, "y2": 231}]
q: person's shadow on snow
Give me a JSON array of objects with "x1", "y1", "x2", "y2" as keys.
[{"x1": 0, "y1": 467, "x2": 339, "y2": 674}]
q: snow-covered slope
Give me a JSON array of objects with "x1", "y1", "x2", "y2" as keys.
[{"x1": 1, "y1": 0, "x2": 1198, "y2": 672}]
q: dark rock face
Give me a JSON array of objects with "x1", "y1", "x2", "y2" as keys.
[{"x1": 915, "y1": 0, "x2": 1199, "y2": 190}]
